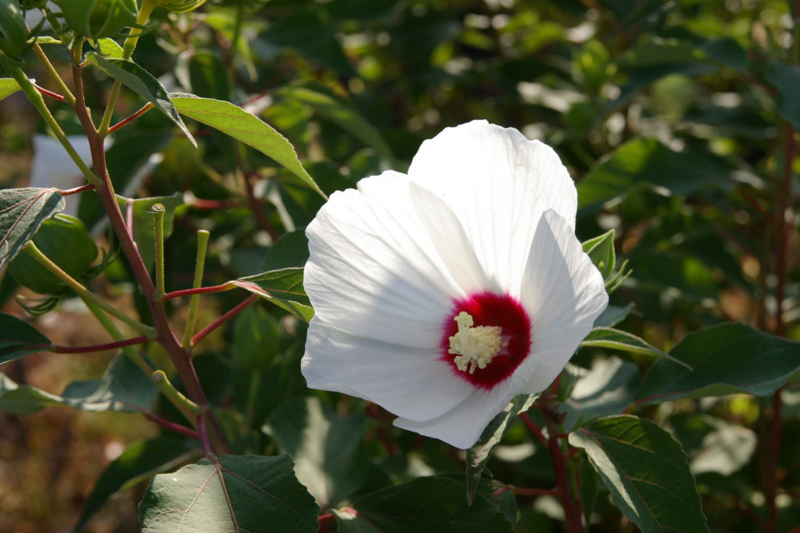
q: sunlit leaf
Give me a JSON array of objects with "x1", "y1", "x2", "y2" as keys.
[
  {"x1": 581, "y1": 327, "x2": 691, "y2": 369},
  {"x1": 232, "y1": 267, "x2": 314, "y2": 321}
]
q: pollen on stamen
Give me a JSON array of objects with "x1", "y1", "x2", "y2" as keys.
[{"x1": 448, "y1": 311, "x2": 508, "y2": 374}]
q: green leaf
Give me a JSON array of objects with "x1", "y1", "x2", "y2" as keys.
[
  {"x1": 279, "y1": 84, "x2": 399, "y2": 167},
  {"x1": 636, "y1": 323, "x2": 800, "y2": 404},
  {"x1": 0, "y1": 312, "x2": 51, "y2": 365},
  {"x1": 268, "y1": 396, "x2": 368, "y2": 507},
  {"x1": 0, "y1": 77, "x2": 20, "y2": 101},
  {"x1": 581, "y1": 327, "x2": 692, "y2": 369},
  {"x1": 74, "y1": 436, "x2": 201, "y2": 533},
  {"x1": 85, "y1": 53, "x2": 195, "y2": 145},
  {"x1": 0, "y1": 372, "x2": 63, "y2": 414},
  {"x1": 334, "y1": 476, "x2": 514, "y2": 533},
  {"x1": 232, "y1": 267, "x2": 314, "y2": 321},
  {"x1": 139, "y1": 454, "x2": 320, "y2": 533},
  {"x1": 233, "y1": 305, "x2": 281, "y2": 369},
  {"x1": 569, "y1": 415, "x2": 709, "y2": 533},
  {"x1": 766, "y1": 62, "x2": 800, "y2": 132},
  {"x1": 582, "y1": 229, "x2": 615, "y2": 279},
  {"x1": 466, "y1": 394, "x2": 536, "y2": 504},
  {"x1": 262, "y1": 229, "x2": 309, "y2": 271},
  {"x1": 116, "y1": 194, "x2": 184, "y2": 270},
  {"x1": 563, "y1": 357, "x2": 639, "y2": 431},
  {"x1": 577, "y1": 138, "x2": 734, "y2": 214},
  {"x1": 0, "y1": 0, "x2": 28, "y2": 57},
  {"x1": 593, "y1": 303, "x2": 634, "y2": 328},
  {"x1": 0, "y1": 187, "x2": 65, "y2": 269},
  {"x1": 171, "y1": 94, "x2": 325, "y2": 197},
  {"x1": 96, "y1": 37, "x2": 124, "y2": 58},
  {"x1": 60, "y1": 353, "x2": 159, "y2": 412}
]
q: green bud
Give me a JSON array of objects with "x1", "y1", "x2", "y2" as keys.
[
  {"x1": 10, "y1": 214, "x2": 98, "y2": 294},
  {"x1": 233, "y1": 305, "x2": 281, "y2": 369},
  {"x1": 52, "y1": 0, "x2": 137, "y2": 40},
  {"x1": 0, "y1": 0, "x2": 29, "y2": 60},
  {"x1": 158, "y1": 0, "x2": 206, "y2": 14}
]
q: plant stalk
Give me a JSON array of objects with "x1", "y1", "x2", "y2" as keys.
[{"x1": 182, "y1": 230, "x2": 210, "y2": 349}]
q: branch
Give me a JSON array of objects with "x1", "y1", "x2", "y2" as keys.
[{"x1": 191, "y1": 295, "x2": 259, "y2": 346}]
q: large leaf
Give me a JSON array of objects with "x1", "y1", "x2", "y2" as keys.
[
  {"x1": 333, "y1": 476, "x2": 514, "y2": 533},
  {"x1": 232, "y1": 267, "x2": 314, "y2": 321},
  {"x1": 171, "y1": 95, "x2": 325, "y2": 197},
  {"x1": 465, "y1": 394, "x2": 536, "y2": 504},
  {"x1": 139, "y1": 454, "x2": 320, "y2": 533},
  {"x1": 636, "y1": 323, "x2": 800, "y2": 404},
  {"x1": 577, "y1": 138, "x2": 735, "y2": 213},
  {"x1": 74, "y1": 436, "x2": 201, "y2": 533},
  {"x1": 278, "y1": 84, "x2": 398, "y2": 167},
  {"x1": 0, "y1": 312, "x2": 51, "y2": 365},
  {"x1": 0, "y1": 77, "x2": 20, "y2": 102},
  {"x1": 0, "y1": 187, "x2": 65, "y2": 269},
  {"x1": 581, "y1": 327, "x2": 692, "y2": 369},
  {"x1": 766, "y1": 62, "x2": 800, "y2": 132},
  {"x1": 569, "y1": 415, "x2": 709, "y2": 533},
  {"x1": 268, "y1": 396, "x2": 367, "y2": 507},
  {"x1": 0, "y1": 354, "x2": 159, "y2": 415},
  {"x1": 85, "y1": 53, "x2": 195, "y2": 145},
  {"x1": 562, "y1": 357, "x2": 639, "y2": 431}
]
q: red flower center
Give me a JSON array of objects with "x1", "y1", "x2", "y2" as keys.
[{"x1": 440, "y1": 292, "x2": 532, "y2": 390}]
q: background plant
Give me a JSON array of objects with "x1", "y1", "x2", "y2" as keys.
[{"x1": 0, "y1": 0, "x2": 798, "y2": 532}]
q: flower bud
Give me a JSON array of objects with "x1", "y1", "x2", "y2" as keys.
[
  {"x1": 52, "y1": 0, "x2": 138, "y2": 40},
  {"x1": 10, "y1": 214, "x2": 98, "y2": 294},
  {"x1": 157, "y1": 0, "x2": 206, "y2": 13}
]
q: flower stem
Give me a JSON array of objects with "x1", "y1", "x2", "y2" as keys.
[
  {"x1": 182, "y1": 230, "x2": 210, "y2": 349},
  {"x1": 152, "y1": 204, "x2": 166, "y2": 301},
  {"x1": 9, "y1": 66, "x2": 99, "y2": 185},
  {"x1": 23, "y1": 242, "x2": 156, "y2": 338},
  {"x1": 98, "y1": 0, "x2": 158, "y2": 136},
  {"x1": 31, "y1": 40, "x2": 76, "y2": 106},
  {"x1": 152, "y1": 370, "x2": 203, "y2": 424}
]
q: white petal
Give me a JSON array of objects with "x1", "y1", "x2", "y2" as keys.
[
  {"x1": 305, "y1": 171, "x2": 460, "y2": 348},
  {"x1": 393, "y1": 386, "x2": 518, "y2": 449},
  {"x1": 408, "y1": 120, "x2": 577, "y2": 290},
  {"x1": 519, "y1": 210, "x2": 608, "y2": 394},
  {"x1": 302, "y1": 319, "x2": 475, "y2": 423},
  {"x1": 409, "y1": 182, "x2": 500, "y2": 295}
]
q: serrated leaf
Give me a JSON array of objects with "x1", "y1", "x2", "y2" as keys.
[
  {"x1": 74, "y1": 436, "x2": 201, "y2": 533},
  {"x1": 636, "y1": 323, "x2": 800, "y2": 404},
  {"x1": 139, "y1": 454, "x2": 320, "y2": 533},
  {"x1": 466, "y1": 394, "x2": 536, "y2": 504},
  {"x1": 582, "y1": 229, "x2": 615, "y2": 279},
  {"x1": 0, "y1": 77, "x2": 20, "y2": 101},
  {"x1": 171, "y1": 94, "x2": 325, "y2": 197},
  {"x1": 569, "y1": 415, "x2": 709, "y2": 533},
  {"x1": 0, "y1": 187, "x2": 65, "y2": 269},
  {"x1": 232, "y1": 267, "x2": 314, "y2": 321},
  {"x1": 0, "y1": 312, "x2": 51, "y2": 365},
  {"x1": 267, "y1": 396, "x2": 368, "y2": 507},
  {"x1": 85, "y1": 53, "x2": 195, "y2": 145},
  {"x1": 581, "y1": 327, "x2": 692, "y2": 369},
  {"x1": 334, "y1": 476, "x2": 514, "y2": 533},
  {"x1": 279, "y1": 84, "x2": 399, "y2": 167}
]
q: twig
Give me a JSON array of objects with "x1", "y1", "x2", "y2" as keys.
[
  {"x1": 191, "y1": 295, "x2": 259, "y2": 346},
  {"x1": 43, "y1": 336, "x2": 149, "y2": 354},
  {"x1": 163, "y1": 283, "x2": 235, "y2": 302}
]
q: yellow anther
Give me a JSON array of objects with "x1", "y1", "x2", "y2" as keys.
[{"x1": 449, "y1": 312, "x2": 507, "y2": 374}]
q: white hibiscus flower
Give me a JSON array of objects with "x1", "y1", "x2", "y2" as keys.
[{"x1": 301, "y1": 120, "x2": 609, "y2": 449}]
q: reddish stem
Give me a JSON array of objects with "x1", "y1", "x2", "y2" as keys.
[
  {"x1": 191, "y1": 295, "x2": 259, "y2": 346},
  {"x1": 187, "y1": 198, "x2": 244, "y2": 210},
  {"x1": 318, "y1": 513, "x2": 336, "y2": 533},
  {"x1": 59, "y1": 184, "x2": 95, "y2": 196},
  {"x1": 107, "y1": 103, "x2": 153, "y2": 134},
  {"x1": 511, "y1": 486, "x2": 559, "y2": 497},
  {"x1": 143, "y1": 411, "x2": 201, "y2": 440},
  {"x1": 519, "y1": 412, "x2": 548, "y2": 446},
  {"x1": 162, "y1": 283, "x2": 234, "y2": 302},
  {"x1": 45, "y1": 335, "x2": 149, "y2": 354},
  {"x1": 35, "y1": 84, "x2": 64, "y2": 101},
  {"x1": 549, "y1": 432, "x2": 583, "y2": 533}
]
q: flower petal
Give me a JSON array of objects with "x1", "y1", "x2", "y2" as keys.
[
  {"x1": 409, "y1": 182, "x2": 500, "y2": 295},
  {"x1": 393, "y1": 386, "x2": 518, "y2": 449},
  {"x1": 305, "y1": 171, "x2": 459, "y2": 348},
  {"x1": 408, "y1": 120, "x2": 577, "y2": 289},
  {"x1": 519, "y1": 210, "x2": 608, "y2": 393},
  {"x1": 302, "y1": 318, "x2": 475, "y2": 423}
]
